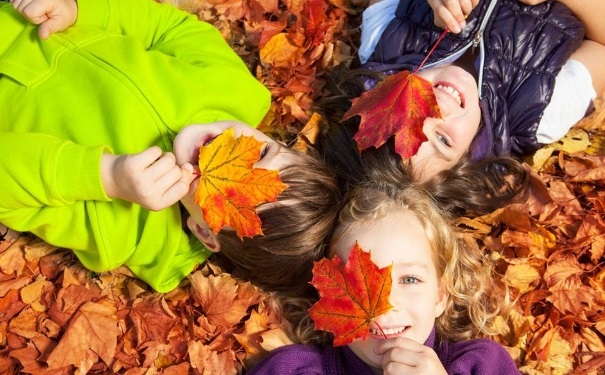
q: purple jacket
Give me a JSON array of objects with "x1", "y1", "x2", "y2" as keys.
[
  {"x1": 363, "y1": 0, "x2": 584, "y2": 158},
  {"x1": 247, "y1": 329, "x2": 521, "y2": 374}
]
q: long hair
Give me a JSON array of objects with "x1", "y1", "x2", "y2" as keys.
[
  {"x1": 213, "y1": 150, "x2": 341, "y2": 298},
  {"x1": 332, "y1": 175, "x2": 507, "y2": 342}
]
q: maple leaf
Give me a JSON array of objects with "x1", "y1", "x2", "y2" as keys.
[
  {"x1": 343, "y1": 70, "x2": 440, "y2": 160},
  {"x1": 46, "y1": 301, "x2": 119, "y2": 373},
  {"x1": 194, "y1": 128, "x2": 288, "y2": 239},
  {"x1": 308, "y1": 242, "x2": 393, "y2": 346}
]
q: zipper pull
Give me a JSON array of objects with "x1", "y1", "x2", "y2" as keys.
[{"x1": 471, "y1": 30, "x2": 483, "y2": 55}]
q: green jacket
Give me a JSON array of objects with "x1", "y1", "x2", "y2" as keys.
[{"x1": 0, "y1": 0, "x2": 270, "y2": 292}]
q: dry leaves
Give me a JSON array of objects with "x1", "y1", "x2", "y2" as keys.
[
  {"x1": 0, "y1": 235, "x2": 292, "y2": 374},
  {"x1": 1, "y1": 0, "x2": 604, "y2": 373},
  {"x1": 456, "y1": 96, "x2": 605, "y2": 375}
]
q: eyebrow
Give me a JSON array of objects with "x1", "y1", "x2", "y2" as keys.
[{"x1": 395, "y1": 262, "x2": 431, "y2": 271}]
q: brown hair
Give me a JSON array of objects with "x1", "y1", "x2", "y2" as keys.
[{"x1": 213, "y1": 150, "x2": 341, "y2": 298}]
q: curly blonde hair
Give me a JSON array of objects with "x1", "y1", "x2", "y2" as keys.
[{"x1": 334, "y1": 175, "x2": 507, "y2": 342}]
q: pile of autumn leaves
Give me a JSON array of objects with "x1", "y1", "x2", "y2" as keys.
[{"x1": 1, "y1": 0, "x2": 604, "y2": 373}]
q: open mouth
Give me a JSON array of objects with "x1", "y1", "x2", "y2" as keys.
[
  {"x1": 369, "y1": 326, "x2": 408, "y2": 336},
  {"x1": 435, "y1": 84, "x2": 464, "y2": 108}
]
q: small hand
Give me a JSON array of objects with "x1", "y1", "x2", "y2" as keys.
[
  {"x1": 428, "y1": 0, "x2": 479, "y2": 33},
  {"x1": 375, "y1": 336, "x2": 447, "y2": 375},
  {"x1": 12, "y1": 0, "x2": 77, "y2": 39},
  {"x1": 101, "y1": 147, "x2": 194, "y2": 211}
]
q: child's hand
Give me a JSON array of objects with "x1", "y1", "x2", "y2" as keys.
[
  {"x1": 427, "y1": 0, "x2": 479, "y2": 33},
  {"x1": 101, "y1": 147, "x2": 194, "y2": 211},
  {"x1": 12, "y1": 0, "x2": 77, "y2": 39},
  {"x1": 375, "y1": 336, "x2": 447, "y2": 375}
]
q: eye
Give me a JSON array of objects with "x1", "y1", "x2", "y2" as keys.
[
  {"x1": 260, "y1": 144, "x2": 269, "y2": 159},
  {"x1": 436, "y1": 133, "x2": 450, "y2": 147},
  {"x1": 399, "y1": 276, "x2": 420, "y2": 285}
]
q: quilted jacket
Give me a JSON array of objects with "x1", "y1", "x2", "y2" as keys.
[{"x1": 363, "y1": 0, "x2": 585, "y2": 158}]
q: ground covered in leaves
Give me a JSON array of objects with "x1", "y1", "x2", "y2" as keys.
[{"x1": 1, "y1": 0, "x2": 604, "y2": 373}]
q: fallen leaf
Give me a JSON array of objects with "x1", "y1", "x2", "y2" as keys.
[
  {"x1": 46, "y1": 301, "x2": 119, "y2": 372},
  {"x1": 309, "y1": 242, "x2": 393, "y2": 346}
]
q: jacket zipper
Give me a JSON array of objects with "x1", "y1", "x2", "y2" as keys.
[{"x1": 422, "y1": 0, "x2": 499, "y2": 99}]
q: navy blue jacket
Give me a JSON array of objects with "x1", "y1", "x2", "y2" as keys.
[{"x1": 363, "y1": 0, "x2": 584, "y2": 158}]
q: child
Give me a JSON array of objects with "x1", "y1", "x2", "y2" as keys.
[
  {"x1": 356, "y1": 0, "x2": 604, "y2": 174},
  {"x1": 0, "y1": 0, "x2": 341, "y2": 295},
  {"x1": 315, "y1": 77, "x2": 530, "y2": 218},
  {"x1": 248, "y1": 172, "x2": 520, "y2": 374}
]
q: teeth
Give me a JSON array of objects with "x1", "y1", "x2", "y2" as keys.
[
  {"x1": 436, "y1": 84, "x2": 462, "y2": 106},
  {"x1": 370, "y1": 326, "x2": 406, "y2": 336}
]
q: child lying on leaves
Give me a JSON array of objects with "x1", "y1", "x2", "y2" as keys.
[{"x1": 0, "y1": 0, "x2": 340, "y2": 295}]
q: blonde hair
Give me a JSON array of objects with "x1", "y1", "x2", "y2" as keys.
[{"x1": 332, "y1": 176, "x2": 506, "y2": 342}]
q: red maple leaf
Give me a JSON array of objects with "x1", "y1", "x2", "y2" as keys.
[
  {"x1": 343, "y1": 29, "x2": 449, "y2": 160},
  {"x1": 308, "y1": 242, "x2": 393, "y2": 346},
  {"x1": 343, "y1": 70, "x2": 441, "y2": 160}
]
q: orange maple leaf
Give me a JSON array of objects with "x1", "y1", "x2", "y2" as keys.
[
  {"x1": 308, "y1": 242, "x2": 393, "y2": 346},
  {"x1": 194, "y1": 128, "x2": 288, "y2": 239},
  {"x1": 343, "y1": 70, "x2": 441, "y2": 160}
]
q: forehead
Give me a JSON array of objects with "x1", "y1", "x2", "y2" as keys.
[{"x1": 332, "y1": 208, "x2": 435, "y2": 269}]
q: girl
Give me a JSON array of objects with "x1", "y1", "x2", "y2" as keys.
[
  {"x1": 248, "y1": 172, "x2": 519, "y2": 374},
  {"x1": 315, "y1": 77, "x2": 530, "y2": 218},
  {"x1": 0, "y1": 0, "x2": 341, "y2": 295},
  {"x1": 352, "y1": 0, "x2": 604, "y2": 175}
]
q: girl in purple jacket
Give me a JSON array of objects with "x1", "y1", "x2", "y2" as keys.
[{"x1": 248, "y1": 164, "x2": 520, "y2": 375}]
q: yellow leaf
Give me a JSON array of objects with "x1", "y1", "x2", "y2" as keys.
[
  {"x1": 503, "y1": 262, "x2": 541, "y2": 294},
  {"x1": 195, "y1": 128, "x2": 288, "y2": 238},
  {"x1": 260, "y1": 33, "x2": 304, "y2": 68}
]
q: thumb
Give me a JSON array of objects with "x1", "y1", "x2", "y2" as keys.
[{"x1": 38, "y1": 17, "x2": 70, "y2": 39}]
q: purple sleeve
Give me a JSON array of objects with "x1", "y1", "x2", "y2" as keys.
[
  {"x1": 442, "y1": 338, "x2": 521, "y2": 375},
  {"x1": 247, "y1": 345, "x2": 325, "y2": 375}
]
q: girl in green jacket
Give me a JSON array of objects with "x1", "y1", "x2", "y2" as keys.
[{"x1": 1, "y1": 0, "x2": 340, "y2": 295}]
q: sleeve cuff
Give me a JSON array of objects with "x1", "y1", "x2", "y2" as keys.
[{"x1": 50, "y1": 141, "x2": 113, "y2": 203}]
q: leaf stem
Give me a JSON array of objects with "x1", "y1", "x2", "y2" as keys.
[
  {"x1": 412, "y1": 29, "x2": 449, "y2": 75},
  {"x1": 375, "y1": 322, "x2": 388, "y2": 339}
]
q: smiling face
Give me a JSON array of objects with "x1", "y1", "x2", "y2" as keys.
[
  {"x1": 411, "y1": 64, "x2": 481, "y2": 180},
  {"x1": 174, "y1": 120, "x2": 299, "y2": 246},
  {"x1": 330, "y1": 207, "x2": 447, "y2": 370}
]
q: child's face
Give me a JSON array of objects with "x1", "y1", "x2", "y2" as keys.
[
  {"x1": 175, "y1": 121, "x2": 299, "y2": 248},
  {"x1": 330, "y1": 208, "x2": 447, "y2": 371},
  {"x1": 411, "y1": 64, "x2": 482, "y2": 180}
]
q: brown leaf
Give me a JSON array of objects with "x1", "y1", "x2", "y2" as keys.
[
  {"x1": 127, "y1": 296, "x2": 179, "y2": 346},
  {"x1": 46, "y1": 301, "x2": 119, "y2": 372},
  {"x1": 189, "y1": 273, "x2": 251, "y2": 327}
]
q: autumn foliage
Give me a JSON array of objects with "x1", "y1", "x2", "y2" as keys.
[
  {"x1": 194, "y1": 129, "x2": 287, "y2": 239},
  {"x1": 309, "y1": 243, "x2": 393, "y2": 346},
  {"x1": 1, "y1": 0, "x2": 605, "y2": 373}
]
